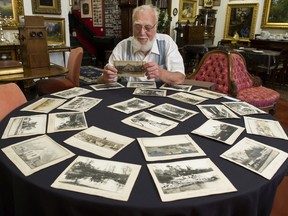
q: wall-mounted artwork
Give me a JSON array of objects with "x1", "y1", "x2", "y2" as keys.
[
  {"x1": 32, "y1": 0, "x2": 61, "y2": 15},
  {"x1": 224, "y1": 3, "x2": 259, "y2": 41},
  {"x1": 261, "y1": 0, "x2": 288, "y2": 28},
  {"x1": 44, "y1": 18, "x2": 66, "y2": 46},
  {"x1": 81, "y1": 0, "x2": 92, "y2": 18},
  {"x1": 178, "y1": 0, "x2": 197, "y2": 23}
]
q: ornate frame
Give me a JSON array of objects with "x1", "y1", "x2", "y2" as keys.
[
  {"x1": 261, "y1": 0, "x2": 288, "y2": 28},
  {"x1": 224, "y1": 3, "x2": 258, "y2": 42},
  {"x1": 1, "y1": 0, "x2": 24, "y2": 29},
  {"x1": 44, "y1": 17, "x2": 66, "y2": 46},
  {"x1": 32, "y1": 0, "x2": 61, "y2": 15},
  {"x1": 178, "y1": 0, "x2": 197, "y2": 23}
]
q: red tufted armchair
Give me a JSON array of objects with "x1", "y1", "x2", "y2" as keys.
[{"x1": 187, "y1": 50, "x2": 280, "y2": 112}]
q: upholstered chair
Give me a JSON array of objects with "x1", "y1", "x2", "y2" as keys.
[
  {"x1": 229, "y1": 51, "x2": 280, "y2": 112},
  {"x1": 36, "y1": 47, "x2": 83, "y2": 96},
  {"x1": 187, "y1": 50, "x2": 230, "y2": 94},
  {"x1": 0, "y1": 83, "x2": 27, "y2": 121}
]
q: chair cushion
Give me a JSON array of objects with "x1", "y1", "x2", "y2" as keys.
[
  {"x1": 237, "y1": 86, "x2": 280, "y2": 108},
  {"x1": 36, "y1": 77, "x2": 75, "y2": 96}
]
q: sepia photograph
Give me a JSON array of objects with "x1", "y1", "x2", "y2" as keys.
[
  {"x1": 150, "y1": 103, "x2": 198, "y2": 122},
  {"x1": 191, "y1": 119, "x2": 245, "y2": 145},
  {"x1": 2, "y1": 114, "x2": 47, "y2": 139},
  {"x1": 108, "y1": 97, "x2": 155, "y2": 114},
  {"x1": 168, "y1": 92, "x2": 207, "y2": 105},
  {"x1": 133, "y1": 88, "x2": 167, "y2": 97},
  {"x1": 21, "y1": 98, "x2": 66, "y2": 113},
  {"x1": 222, "y1": 101, "x2": 266, "y2": 115},
  {"x1": 127, "y1": 81, "x2": 157, "y2": 88},
  {"x1": 220, "y1": 137, "x2": 288, "y2": 179},
  {"x1": 114, "y1": 60, "x2": 145, "y2": 77},
  {"x1": 137, "y1": 134, "x2": 206, "y2": 161},
  {"x1": 2, "y1": 135, "x2": 74, "y2": 176},
  {"x1": 51, "y1": 156, "x2": 141, "y2": 201},
  {"x1": 190, "y1": 88, "x2": 225, "y2": 99},
  {"x1": 64, "y1": 126, "x2": 134, "y2": 158},
  {"x1": 122, "y1": 111, "x2": 178, "y2": 136},
  {"x1": 197, "y1": 104, "x2": 240, "y2": 119},
  {"x1": 47, "y1": 112, "x2": 88, "y2": 133},
  {"x1": 147, "y1": 158, "x2": 237, "y2": 202},
  {"x1": 52, "y1": 87, "x2": 92, "y2": 99},
  {"x1": 90, "y1": 82, "x2": 125, "y2": 91},
  {"x1": 57, "y1": 96, "x2": 102, "y2": 112},
  {"x1": 160, "y1": 83, "x2": 192, "y2": 92},
  {"x1": 244, "y1": 116, "x2": 288, "y2": 140}
]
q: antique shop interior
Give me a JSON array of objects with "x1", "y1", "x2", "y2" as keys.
[{"x1": 0, "y1": 0, "x2": 288, "y2": 215}]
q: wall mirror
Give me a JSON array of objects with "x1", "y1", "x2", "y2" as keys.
[
  {"x1": 261, "y1": 0, "x2": 288, "y2": 28},
  {"x1": 0, "y1": 0, "x2": 24, "y2": 29},
  {"x1": 224, "y1": 3, "x2": 259, "y2": 41}
]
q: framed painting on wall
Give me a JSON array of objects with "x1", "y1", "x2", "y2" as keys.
[
  {"x1": 199, "y1": 0, "x2": 221, "y2": 7},
  {"x1": 80, "y1": 0, "x2": 92, "y2": 18},
  {"x1": 261, "y1": 0, "x2": 288, "y2": 28},
  {"x1": 44, "y1": 18, "x2": 66, "y2": 46},
  {"x1": 223, "y1": 3, "x2": 259, "y2": 41},
  {"x1": 72, "y1": 0, "x2": 80, "y2": 10},
  {"x1": 32, "y1": 0, "x2": 61, "y2": 14},
  {"x1": 178, "y1": 0, "x2": 197, "y2": 23}
]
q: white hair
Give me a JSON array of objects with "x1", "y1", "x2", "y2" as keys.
[{"x1": 132, "y1": 4, "x2": 159, "y2": 23}]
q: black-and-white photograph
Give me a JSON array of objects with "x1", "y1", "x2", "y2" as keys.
[
  {"x1": 244, "y1": 116, "x2": 288, "y2": 140},
  {"x1": 108, "y1": 97, "x2": 155, "y2": 114},
  {"x1": 90, "y1": 82, "x2": 125, "y2": 91},
  {"x1": 191, "y1": 119, "x2": 245, "y2": 145},
  {"x1": 160, "y1": 83, "x2": 192, "y2": 92},
  {"x1": 122, "y1": 111, "x2": 178, "y2": 136},
  {"x1": 190, "y1": 88, "x2": 225, "y2": 99},
  {"x1": 114, "y1": 60, "x2": 145, "y2": 77},
  {"x1": 127, "y1": 81, "x2": 157, "y2": 88},
  {"x1": 2, "y1": 114, "x2": 47, "y2": 139},
  {"x1": 58, "y1": 96, "x2": 102, "y2": 112},
  {"x1": 47, "y1": 112, "x2": 88, "y2": 133},
  {"x1": 222, "y1": 101, "x2": 266, "y2": 115},
  {"x1": 150, "y1": 103, "x2": 198, "y2": 122},
  {"x1": 2, "y1": 135, "x2": 74, "y2": 176},
  {"x1": 51, "y1": 156, "x2": 141, "y2": 201},
  {"x1": 52, "y1": 87, "x2": 92, "y2": 99},
  {"x1": 197, "y1": 104, "x2": 240, "y2": 119},
  {"x1": 21, "y1": 98, "x2": 66, "y2": 113},
  {"x1": 168, "y1": 92, "x2": 207, "y2": 105},
  {"x1": 147, "y1": 158, "x2": 237, "y2": 202},
  {"x1": 133, "y1": 88, "x2": 167, "y2": 97},
  {"x1": 64, "y1": 126, "x2": 134, "y2": 158},
  {"x1": 220, "y1": 137, "x2": 288, "y2": 179},
  {"x1": 137, "y1": 134, "x2": 206, "y2": 161}
]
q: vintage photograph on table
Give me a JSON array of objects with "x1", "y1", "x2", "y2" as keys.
[
  {"x1": 52, "y1": 87, "x2": 92, "y2": 99},
  {"x1": 190, "y1": 88, "x2": 225, "y2": 99},
  {"x1": 149, "y1": 103, "x2": 198, "y2": 122},
  {"x1": 47, "y1": 112, "x2": 88, "y2": 133},
  {"x1": 122, "y1": 111, "x2": 179, "y2": 136},
  {"x1": 64, "y1": 126, "x2": 134, "y2": 158},
  {"x1": 21, "y1": 98, "x2": 67, "y2": 113},
  {"x1": 127, "y1": 81, "x2": 157, "y2": 88},
  {"x1": 2, "y1": 135, "x2": 74, "y2": 176},
  {"x1": 160, "y1": 83, "x2": 192, "y2": 92},
  {"x1": 108, "y1": 97, "x2": 155, "y2": 114},
  {"x1": 222, "y1": 101, "x2": 266, "y2": 115},
  {"x1": 197, "y1": 104, "x2": 240, "y2": 119},
  {"x1": 114, "y1": 61, "x2": 145, "y2": 77},
  {"x1": 147, "y1": 158, "x2": 237, "y2": 202},
  {"x1": 137, "y1": 134, "x2": 206, "y2": 161},
  {"x1": 57, "y1": 96, "x2": 102, "y2": 112},
  {"x1": 192, "y1": 119, "x2": 245, "y2": 145},
  {"x1": 133, "y1": 88, "x2": 167, "y2": 97},
  {"x1": 168, "y1": 92, "x2": 207, "y2": 105},
  {"x1": 2, "y1": 115, "x2": 47, "y2": 139},
  {"x1": 221, "y1": 137, "x2": 288, "y2": 180},
  {"x1": 51, "y1": 156, "x2": 141, "y2": 201},
  {"x1": 90, "y1": 82, "x2": 125, "y2": 91}
]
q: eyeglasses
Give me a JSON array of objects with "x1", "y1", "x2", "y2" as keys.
[{"x1": 133, "y1": 23, "x2": 157, "y2": 32}]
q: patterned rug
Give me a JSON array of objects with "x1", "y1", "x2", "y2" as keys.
[{"x1": 79, "y1": 66, "x2": 103, "y2": 84}]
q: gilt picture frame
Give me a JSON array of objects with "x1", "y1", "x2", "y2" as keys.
[
  {"x1": 44, "y1": 18, "x2": 66, "y2": 46},
  {"x1": 0, "y1": 0, "x2": 24, "y2": 29},
  {"x1": 32, "y1": 0, "x2": 61, "y2": 15},
  {"x1": 261, "y1": 0, "x2": 288, "y2": 28},
  {"x1": 224, "y1": 3, "x2": 259, "y2": 42},
  {"x1": 178, "y1": 0, "x2": 197, "y2": 23}
]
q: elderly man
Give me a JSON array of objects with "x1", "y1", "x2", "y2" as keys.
[{"x1": 97, "y1": 4, "x2": 185, "y2": 85}]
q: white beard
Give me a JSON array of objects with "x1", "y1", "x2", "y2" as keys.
[{"x1": 132, "y1": 36, "x2": 156, "y2": 53}]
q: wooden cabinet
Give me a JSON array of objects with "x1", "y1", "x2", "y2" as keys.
[
  {"x1": 198, "y1": 8, "x2": 217, "y2": 45},
  {"x1": 250, "y1": 39, "x2": 288, "y2": 51}
]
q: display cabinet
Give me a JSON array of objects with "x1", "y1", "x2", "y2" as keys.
[{"x1": 198, "y1": 8, "x2": 217, "y2": 45}]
